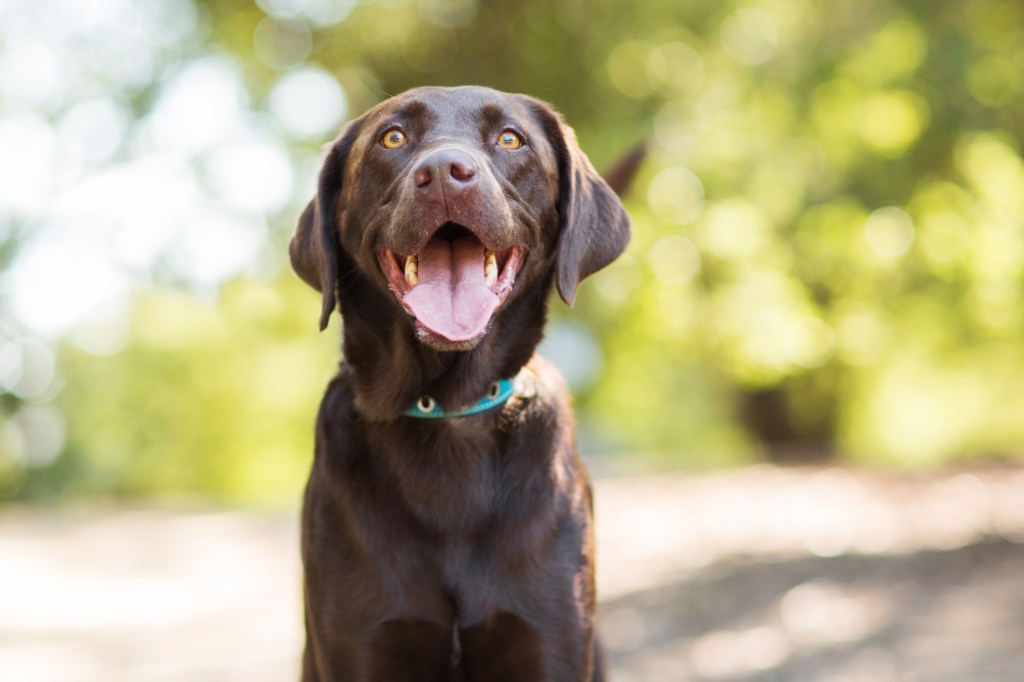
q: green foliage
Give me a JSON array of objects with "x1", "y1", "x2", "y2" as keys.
[
  {"x1": 13, "y1": 277, "x2": 337, "y2": 504},
  {"x1": 4, "y1": 0, "x2": 1024, "y2": 503}
]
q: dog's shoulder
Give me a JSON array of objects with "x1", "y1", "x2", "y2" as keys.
[
  {"x1": 498, "y1": 354, "x2": 574, "y2": 435},
  {"x1": 312, "y1": 365, "x2": 361, "y2": 449}
]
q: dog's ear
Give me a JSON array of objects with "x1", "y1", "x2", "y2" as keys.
[
  {"x1": 289, "y1": 119, "x2": 364, "y2": 330},
  {"x1": 532, "y1": 103, "x2": 632, "y2": 306}
]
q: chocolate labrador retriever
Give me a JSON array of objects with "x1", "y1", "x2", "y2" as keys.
[{"x1": 290, "y1": 86, "x2": 631, "y2": 681}]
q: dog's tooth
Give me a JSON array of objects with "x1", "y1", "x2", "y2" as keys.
[
  {"x1": 404, "y1": 255, "x2": 418, "y2": 286},
  {"x1": 484, "y1": 250, "x2": 497, "y2": 286}
]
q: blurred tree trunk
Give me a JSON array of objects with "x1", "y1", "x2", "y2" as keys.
[{"x1": 739, "y1": 385, "x2": 836, "y2": 463}]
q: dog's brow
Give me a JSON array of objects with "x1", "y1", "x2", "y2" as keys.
[
  {"x1": 398, "y1": 99, "x2": 430, "y2": 121},
  {"x1": 478, "y1": 103, "x2": 504, "y2": 128}
]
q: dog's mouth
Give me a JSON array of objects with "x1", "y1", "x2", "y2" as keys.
[{"x1": 377, "y1": 223, "x2": 526, "y2": 345}]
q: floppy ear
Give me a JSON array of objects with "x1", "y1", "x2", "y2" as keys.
[
  {"x1": 289, "y1": 120, "x2": 363, "y2": 330},
  {"x1": 534, "y1": 105, "x2": 632, "y2": 305}
]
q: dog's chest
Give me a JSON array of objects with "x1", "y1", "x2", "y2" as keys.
[{"x1": 385, "y1": 422, "x2": 507, "y2": 534}]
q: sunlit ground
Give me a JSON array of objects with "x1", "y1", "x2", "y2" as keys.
[{"x1": 3, "y1": 464, "x2": 1023, "y2": 682}]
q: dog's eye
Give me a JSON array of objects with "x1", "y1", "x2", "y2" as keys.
[
  {"x1": 381, "y1": 128, "x2": 407, "y2": 149},
  {"x1": 497, "y1": 130, "x2": 523, "y2": 150}
]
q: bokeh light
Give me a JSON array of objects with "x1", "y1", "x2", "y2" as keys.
[{"x1": 0, "y1": 0, "x2": 1021, "y2": 503}]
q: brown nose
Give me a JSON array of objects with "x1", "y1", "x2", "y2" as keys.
[{"x1": 412, "y1": 148, "x2": 478, "y2": 200}]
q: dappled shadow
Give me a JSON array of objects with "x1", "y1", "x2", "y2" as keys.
[
  {"x1": 4, "y1": 466, "x2": 1023, "y2": 681},
  {"x1": 600, "y1": 538, "x2": 1024, "y2": 681}
]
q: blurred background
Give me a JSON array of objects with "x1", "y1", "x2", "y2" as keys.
[{"x1": 2, "y1": 0, "x2": 1024, "y2": 680}]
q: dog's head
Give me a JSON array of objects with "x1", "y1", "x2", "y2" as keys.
[{"x1": 291, "y1": 86, "x2": 630, "y2": 351}]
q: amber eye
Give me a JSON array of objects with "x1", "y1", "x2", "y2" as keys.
[
  {"x1": 497, "y1": 130, "x2": 523, "y2": 150},
  {"x1": 381, "y1": 128, "x2": 407, "y2": 149}
]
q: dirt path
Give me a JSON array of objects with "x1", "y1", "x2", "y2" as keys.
[{"x1": 2, "y1": 465, "x2": 1023, "y2": 681}]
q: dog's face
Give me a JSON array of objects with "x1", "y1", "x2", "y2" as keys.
[{"x1": 291, "y1": 86, "x2": 629, "y2": 352}]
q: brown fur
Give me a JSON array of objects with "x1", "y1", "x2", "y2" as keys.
[{"x1": 291, "y1": 86, "x2": 631, "y2": 681}]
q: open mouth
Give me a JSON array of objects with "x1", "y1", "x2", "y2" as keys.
[{"x1": 377, "y1": 223, "x2": 525, "y2": 344}]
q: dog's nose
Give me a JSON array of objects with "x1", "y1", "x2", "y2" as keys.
[{"x1": 412, "y1": 148, "x2": 478, "y2": 197}]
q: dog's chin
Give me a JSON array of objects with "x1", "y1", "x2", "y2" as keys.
[{"x1": 415, "y1": 322, "x2": 489, "y2": 352}]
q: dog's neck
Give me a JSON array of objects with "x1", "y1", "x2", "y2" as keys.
[{"x1": 335, "y1": 265, "x2": 552, "y2": 422}]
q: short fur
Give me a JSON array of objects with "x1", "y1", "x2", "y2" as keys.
[{"x1": 291, "y1": 86, "x2": 631, "y2": 681}]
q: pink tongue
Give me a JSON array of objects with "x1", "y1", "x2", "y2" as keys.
[{"x1": 403, "y1": 236, "x2": 498, "y2": 342}]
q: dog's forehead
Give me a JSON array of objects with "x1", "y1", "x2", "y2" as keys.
[{"x1": 370, "y1": 86, "x2": 543, "y2": 137}]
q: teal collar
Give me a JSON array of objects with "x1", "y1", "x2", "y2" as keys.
[{"x1": 403, "y1": 379, "x2": 515, "y2": 419}]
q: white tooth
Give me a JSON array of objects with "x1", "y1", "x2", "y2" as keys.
[
  {"x1": 484, "y1": 250, "x2": 497, "y2": 286},
  {"x1": 404, "y1": 255, "x2": 418, "y2": 286}
]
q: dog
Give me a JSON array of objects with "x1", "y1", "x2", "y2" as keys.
[{"x1": 290, "y1": 86, "x2": 632, "y2": 681}]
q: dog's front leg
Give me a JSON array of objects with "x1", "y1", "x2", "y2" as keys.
[
  {"x1": 300, "y1": 600, "x2": 369, "y2": 682},
  {"x1": 456, "y1": 607, "x2": 596, "y2": 682},
  {"x1": 302, "y1": 607, "x2": 457, "y2": 681},
  {"x1": 302, "y1": 502, "x2": 458, "y2": 680}
]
